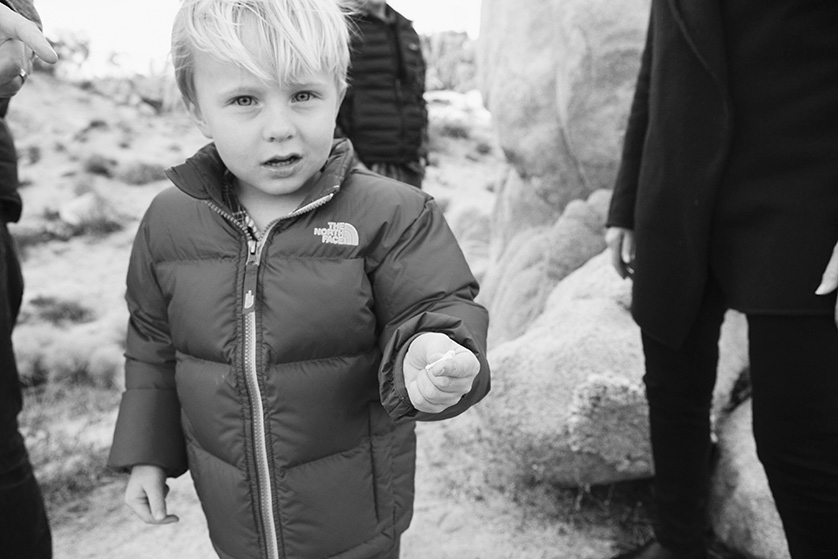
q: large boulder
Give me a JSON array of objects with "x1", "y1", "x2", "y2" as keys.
[
  {"x1": 479, "y1": 189, "x2": 610, "y2": 346},
  {"x1": 481, "y1": 251, "x2": 647, "y2": 486},
  {"x1": 710, "y1": 400, "x2": 790, "y2": 559},
  {"x1": 478, "y1": 0, "x2": 650, "y2": 257},
  {"x1": 479, "y1": 250, "x2": 749, "y2": 487}
]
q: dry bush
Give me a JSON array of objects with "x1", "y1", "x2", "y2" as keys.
[
  {"x1": 82, "y1": 153, "x2": 117, "y2": 177},
  {"x1": 19, "y1": 383, "x2": 121, "y2": 519},
  {"x1": 115, "y1": 161, "x2": 167, "y2": 185},
  {"x1": 25, "y1": 295, "x2": 95, "y2": 325}
]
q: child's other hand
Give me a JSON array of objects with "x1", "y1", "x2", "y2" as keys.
[
  {"x1": 125, "y1": 464, "x2": 179, "y2": 525},
  {"x1": 403, "y1": 332, "x2": 480, "y2": 413}
]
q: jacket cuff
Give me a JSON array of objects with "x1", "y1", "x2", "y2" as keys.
[{"x1": 107, "y1": 388, "x2": 188, "y2": 477}]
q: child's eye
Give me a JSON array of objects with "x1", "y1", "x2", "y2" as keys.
[
  {"x1": 232, "y1": 96, "x2": 255, "y2": 107},
  {"x1": 293, "y1": 91, "x2": 315, "y2": 103}
]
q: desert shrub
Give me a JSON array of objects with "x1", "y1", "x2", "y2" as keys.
[
  {"x1": 86, "y1": 344, "x2": 126, "y2": 390},
  {"x1": 473, "y1": 138, "x2": 495, "y2": 156},
  {"x1": 82, "y1": 154, "x2": 116, "y2": 177},
  {"x1": 60, "y1": 190, "x2": 125, "y2": 238},
  {"x1": 19, "y1": 383, "x2": 121, "y2": 518},
  {"x1": 38, "y1": 30, "x2": 91, "y2": 78},
  {"x1": 13, "y1": 323, "x2": 58, "y2": 387},
  {"x1": 19, "y1": 145, "x2": 42, "y2": 166},
  {"x1": 14, "y1": 317, "x2": 126, "y2": 389},
  {"x1": 436, "y1": 120, "x2": 471, "y2": 140},
  {"x1": 74, "y1": 215, "x2": 123, "y2": 237},
  {"x1": 10, "y1": 222, "x2": 75, "y2": 257},
  {"x1": 27, "y1": 296, "x2": 94, "y2": 325},
  {"x1": 116, "y1": 161, "x2": 167, "y2": 185}
]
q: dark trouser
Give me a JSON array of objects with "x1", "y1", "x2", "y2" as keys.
[
  {"x1": 642, "y1": 279, "x2": 838, "y2": 559},
  {"x1": 0, "y1": 221, "x2": 52, "y2": 559}
]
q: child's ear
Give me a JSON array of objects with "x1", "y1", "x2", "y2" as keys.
[{"x1": 186, "y1": 101, "x2": 213, "y2": 139}]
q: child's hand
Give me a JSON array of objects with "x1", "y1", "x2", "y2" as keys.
[
  {"x1": 403, "y1": 332, "x2": 480, "y2": 413},
  {"x1": 125, "y1": 464, "x2": 179, "y2": 525}
]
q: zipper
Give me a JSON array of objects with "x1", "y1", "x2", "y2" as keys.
[
  {"x1": 242, "y1": 236, "x2": 280, "y2": 559},
  {"x1": 204, "y1": 190, "x2": 336, "y2": 559}
]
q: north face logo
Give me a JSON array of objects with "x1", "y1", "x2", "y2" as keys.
[{"x1": 313, "y1": 222, "x2": 359, "y2": 246}]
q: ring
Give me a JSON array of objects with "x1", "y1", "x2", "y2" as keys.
[{"x1": 18, "y1": 68, "x2": 27, "y2": 84}]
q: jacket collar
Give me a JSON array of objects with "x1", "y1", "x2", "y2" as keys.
[
  {"x1": 666, "y1": 0, "x2": 728, "y2": 88},
  {"x1": 164, "y1": 138, "x2": 358, "y2": 212}
]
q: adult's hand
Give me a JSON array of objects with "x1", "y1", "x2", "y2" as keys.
[
  {"x1": 815, "y1": 239, "x2": 838, "y2": 327},
  {"x1": 606, "y1": 226, "x2": 636, "y2": 279},
  {"x1": 0, "y1": 3, "x2": 58, "y2": 98}
]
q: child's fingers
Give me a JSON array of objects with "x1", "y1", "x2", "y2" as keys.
[
  {"x1": 125, "y1": 481, "x2": 179, "y2": 525},
  {"x1": 147, "y1": 484, "x2": 179, "y2": 524},
  {"x1": 427, "y1": 350, "x2": 479, "y2": 380},
  {"x1": 125, "y1": 486, "x2": 156, "y2": 524},
  {"x1": 407, "y1": 378, "x2": 457, "y2": 413}
]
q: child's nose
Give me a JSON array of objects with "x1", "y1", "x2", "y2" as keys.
[{"x1": 261, "y1": 103, "x2": 294, "y2": 142}]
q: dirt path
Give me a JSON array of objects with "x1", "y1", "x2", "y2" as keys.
[{"x1": 51, "y1": 419, "x2": 619, "y2": 559}]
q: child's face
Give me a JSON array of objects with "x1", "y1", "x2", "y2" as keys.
[{"x1": 188, "y1": 50, "x2": 343, "y2": 202}]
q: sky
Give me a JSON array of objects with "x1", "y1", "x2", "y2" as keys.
[{"x1": 34, "y1": 0, "x2": 482, "y2": 77}]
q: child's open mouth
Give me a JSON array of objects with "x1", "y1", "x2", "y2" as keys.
[{"x1": 263, "y1": 155, "x2": 301, "y2": 167}]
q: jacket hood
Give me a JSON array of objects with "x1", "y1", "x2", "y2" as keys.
[{"x1": 163, "y1": 138, "x2": 358, "y2": 211}]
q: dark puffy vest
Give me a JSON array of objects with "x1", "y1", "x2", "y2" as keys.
[{"x1": 337, "y1": 8, "x2": 427, "y2": 165}]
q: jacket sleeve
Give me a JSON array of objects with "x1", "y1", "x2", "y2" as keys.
[
  {"x1": 606, "y1": 7, "x2": 653, "y2": 230},
  {"x1": 372, "y1": 197, "x2": 490, "y2": 423},
  {"x1": 107, "y1": 215, "x2": 188, "y2": 477}
]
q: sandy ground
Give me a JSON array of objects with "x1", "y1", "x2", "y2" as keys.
[{"x1": 13, "y1": 72, "x2": 633, "y2": 559}]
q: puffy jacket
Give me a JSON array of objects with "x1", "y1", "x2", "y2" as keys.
[
  {"x1": 108, "y1": 139, "x2": 490, "y2": 559},
  {"x1": 337, "y1": 6, "x2": 427, "y2": 166}
]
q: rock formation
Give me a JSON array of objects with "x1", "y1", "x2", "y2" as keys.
[{"x1": 474, "y1": 0, "x2": 787, "y2": 555}]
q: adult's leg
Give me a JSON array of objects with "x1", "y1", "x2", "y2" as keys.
[
  {"x1": 748, "y1": 314, "x2": 838, "y2": 559},
  {"x1": 640, "y1": 281, "x2": 727, "y2": 557},
  {"x1": 0, "y1": 221, "x2": 52, "y2": 559}
]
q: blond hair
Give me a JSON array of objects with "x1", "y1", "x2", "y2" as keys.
[{"x1": 172, "y1": 0, "x2": 351, "y2": 107}]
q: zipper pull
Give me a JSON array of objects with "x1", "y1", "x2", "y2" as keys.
[{"x1": 243, "y1": 240, "x2": 260, "y2": 315}]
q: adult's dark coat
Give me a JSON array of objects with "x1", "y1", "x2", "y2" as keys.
[
  {"x1": 607, "y1": 0, "x2": 838, "y2": 348},
  {"x1": 337, "y1": 5, "x2": 427, "y2": 166},
  {"x1": 108, "y1": 140, "x2": 490, "y2": 559}
]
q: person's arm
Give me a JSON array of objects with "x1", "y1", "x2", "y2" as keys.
[
  {"x1": 606, "y1": 7, "x2": 653, "y2": 278},
  {"x1": 107, "y1": 210, "x2": 186, "y2": 523},
  {"x1": 372, "y1": 196, "x2": 490, "y2": 422},
  {"x1": 108, "y1": 209, "x2": 187, "y2": 476}
]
